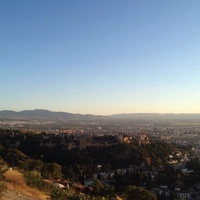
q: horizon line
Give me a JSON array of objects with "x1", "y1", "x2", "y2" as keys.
[{"x1": 1, "y1": 109, "x2": 200, "y2": 116}]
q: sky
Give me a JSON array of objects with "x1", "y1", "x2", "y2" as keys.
[{"x1": 1, "y1": 0, "x2": 200, "y2": 115}]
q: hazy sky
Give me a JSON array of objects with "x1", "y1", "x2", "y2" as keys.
[{"x1": 1, "y1": 0, "x2": 200, "y2": 115}]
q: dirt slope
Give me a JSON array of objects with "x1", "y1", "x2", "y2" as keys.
[{"x1": 1, "y1": 169, "x2": 48, "y2": 200}]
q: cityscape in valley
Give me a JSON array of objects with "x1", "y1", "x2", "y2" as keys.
[
  {"x1": 1, "y1": 110, "x2": 200, "y2": 199},
  {"x1": 2, "y1": 0, "x2": 200, "y2": 199}
]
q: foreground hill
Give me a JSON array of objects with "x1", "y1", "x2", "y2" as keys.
[{"x1": 2, "y1": 169, "x2": 48, "y2": 200}]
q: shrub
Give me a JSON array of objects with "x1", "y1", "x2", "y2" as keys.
[{"x1": 25, "y1": 171, "x2": 51, "y2": 192}]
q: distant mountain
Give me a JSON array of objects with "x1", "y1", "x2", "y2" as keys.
[
  {"x1": 1, "y1": 109, "x2": 200, "y2": 121},
  {"x1": 0, "y1": 109, "x2": 109, "y2": 121},
  {"x1": 111, "y1": 113, "x2": 200, "y2": 120}
]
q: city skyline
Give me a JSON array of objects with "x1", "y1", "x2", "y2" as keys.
[{"x1": 1, "y1": 1, "x2": 200, "y2": 115}]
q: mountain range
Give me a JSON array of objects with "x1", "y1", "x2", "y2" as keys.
[
  {"x1": 0, "y1": 109, "x2": 107, "y2": 121},
  {"x1": 1, "y1": 109, "x2": 200, "y2": 121}
]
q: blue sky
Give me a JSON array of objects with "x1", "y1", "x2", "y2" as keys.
[{"x1": 1, "y1": 0, "x2": 200, "y2": 115}]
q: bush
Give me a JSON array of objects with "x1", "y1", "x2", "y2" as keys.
[
  {"x1": 25, "y1": 171, "x2": 51, "y2": 192},
  {"x1": 49, "y1": 188, "x2": 82, "y2": 200},
  {"x1": 124, "y1": 186, "x2": 157, "y2": 200}
]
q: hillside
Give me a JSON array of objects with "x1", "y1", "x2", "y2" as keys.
[{"x1": 1, "y1": 169, "x2": 48, "y2": 200}]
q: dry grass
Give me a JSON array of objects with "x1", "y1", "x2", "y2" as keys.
[{"x1": 3, "y1": 169, "x2": 48, "y2": 200}]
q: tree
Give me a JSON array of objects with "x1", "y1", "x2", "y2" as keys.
[
  {"x1": 50, "y1": 188, "x2": 85, "y2": 200},
  {"x1": 50, "y1": 188, "x2": 68, "y2": 200},
  {"x1": 93, "y1": 179, "x2": 105, "y2": 196},
  {"x1": 44, "y1": 162, "x2": 62, "y2": 179},
  {"x1": 93, "y1": 179, "x2": 115, "y2": 198},
  {"x1": 27, "y1": 159, "x2": 43, "y2": 172},
  {"x1": 3, "y1": 148, "x2": 27, "y2": 167},
  {"x1": 124, "y1": 186, "x2": 157, "y2": 200},
  {"x1": 25, "y1": 171, "x2": 51, "y2": 192}
]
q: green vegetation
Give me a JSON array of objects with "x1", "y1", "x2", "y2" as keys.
[
  {"x1": 132, "y1": 140, "x2": 176, "y2": 165},
  {"x1": 124, "y1": 186, "x2": 157, "y2": 200},
  {"x1": 24, "y1": 170, "x2": 51, "y2": 193},
  {"x1": 0, "y1": 129, "x2": 184, "y2": 200}
]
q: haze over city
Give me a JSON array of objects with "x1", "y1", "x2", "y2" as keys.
[{"x1": 1, "y1": 0, "x2": 200, "y2": 115}]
